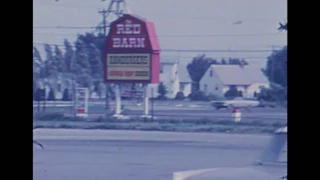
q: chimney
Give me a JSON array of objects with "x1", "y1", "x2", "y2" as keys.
[{"x1": 239, "y1": 61, "x2": 244, "y2": 69}]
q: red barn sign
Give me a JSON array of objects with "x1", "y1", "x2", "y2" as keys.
[{"x1": 104, "y1": 14, "x2": 160, "y2": 84}]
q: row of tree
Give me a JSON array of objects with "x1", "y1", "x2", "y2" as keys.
[
  {"x1": 33, "y1": 33, "x2": 106, "y2": 89},
  {"x1": 33, "y1": 31, "x2": 286, "y2": 102}
]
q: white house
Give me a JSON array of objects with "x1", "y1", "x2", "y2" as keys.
[
  {"x1": 199, "y1": 65, "x2": 269, "y2": 98},
  {"x1": 147, "y1": 61, "x2": 192, "y2": 99},
  {"x1": 177, "y1": 63, "x2": 192, "y2": 97}
]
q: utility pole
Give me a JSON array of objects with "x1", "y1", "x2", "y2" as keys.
[
  {"x1": 271, "y1": 45, "x2": 275, "y2": 83},
  {"x1": 98, "y1": 9, "x2": 110, "y2": 112},
  {"x1": 97, "y1": 0, "x2": 131, "y2": 118},
  {"x1": 99, "y1": 9, "x2": 108, "y2": 36}
]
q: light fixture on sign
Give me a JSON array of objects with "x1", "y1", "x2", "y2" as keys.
[{"x1": 125, "y1": 19, "x2": 132, "y2": 24}]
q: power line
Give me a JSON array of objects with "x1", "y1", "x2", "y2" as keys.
[
  {"x1": 33, "y1": 42, "x2": 275, "y2": 53},
  {"x1": 33, "y1": 32, "x2": 286, "y2": 38},
  {"x1": 35, "y1": 2, "x2": 281, "y2": 23},
  {"x1": 161, "y1": 55, "x2": 268, "y2": 60},
  {"x1": 33, "y1": 26, "x2": 96, "y2": 29}
]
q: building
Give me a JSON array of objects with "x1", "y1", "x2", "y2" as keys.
[
  {"x1": 199, "y1": 65, "x2": 269, "y2": 98},
  {"x1": 147, "y1": 61, "x2": 192, "y2": 99},
  {"x1": 177, "y1": 63, "x2": 192, "y2": 97}
]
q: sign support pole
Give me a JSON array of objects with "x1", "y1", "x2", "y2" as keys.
[
  {"x1": 141, "y1": 84, "x2": 151, "y2": 119},
  {"x1": 143, "y1": 84, "x2": 149, "y2": 116},
  {"x1": 114, "y1": 84, "x2": 122, "y2": 115}
]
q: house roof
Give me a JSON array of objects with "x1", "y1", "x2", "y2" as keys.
[
  {"x1": 210, "y1": 65, "x2": 269, "y2": 85},
  {"x1": 178, "y1": 63, "x2": 192, "y2": 83}
]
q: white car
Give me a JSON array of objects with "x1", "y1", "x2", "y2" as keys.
[{"x1": 211, "y1": 97, "x2": 260, "y2": 110}]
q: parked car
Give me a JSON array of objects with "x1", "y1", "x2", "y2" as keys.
[
  {"x1": 211, "y1": 97, "x2": 260, "y2": 110},
  {"x1": 173, "y1": 126, "x2": 287, "y2": 180}
]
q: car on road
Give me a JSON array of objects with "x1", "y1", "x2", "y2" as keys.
[
  {"x1": 173, "y1": 126, "x2": 287, "y2": 180},
  {"x1": 211, "y1": 97, "x2": 260, "y2": 110}
]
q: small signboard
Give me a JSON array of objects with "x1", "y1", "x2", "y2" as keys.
[{"x1": 74, "y1": 88, "x2": 89, "y2": 118}]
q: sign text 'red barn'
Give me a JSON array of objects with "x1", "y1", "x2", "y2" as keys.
[{"x1": 104, "y1": 14, "x2": 161, "y2": 83}]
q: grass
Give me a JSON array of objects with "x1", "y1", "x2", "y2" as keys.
[{"x1": 33, "y1": 112, "x2": 286, "y2": 134}]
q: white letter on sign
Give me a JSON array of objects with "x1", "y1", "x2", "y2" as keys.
[
  {"x1": 125, "y1": 23, "x2": 133, "y2": 34},
  {"x1": 116, "y1": 24, "x2": 124, "y2": 34},
  {"x1": 133, "y1": 24, "x2": 141, "y2": 34},
  {"x1": 113, "y1": 38, "x2": 121, "y2": 48},
  {"x1": 135, "y1": 38, "x2": 145, "y2": 48},
  {"x1": 129, "y1": 38, "x2": 136, "y2": 48},
  {"x1": 121, "y1": 38, "x2": 129, "y2": 48}
]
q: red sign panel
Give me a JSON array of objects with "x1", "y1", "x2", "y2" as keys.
[
  {"x1": 106, "y1": 15, "x2": 151, "y2": 51},
  {"x1": 104, "y1": 14, "x2": 160, "y2": 84}
]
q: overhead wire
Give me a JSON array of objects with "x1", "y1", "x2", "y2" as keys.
[{"x1": 33, "y1": 42, "x2": 276, "y2": 53}]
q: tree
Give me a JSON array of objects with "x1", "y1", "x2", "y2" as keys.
[
  {"x1": 187, "y1": 55, "x2": 219, "y2": 91},
  {"x1": 224, "y1": 85, "x2": 239, "y2": 98},
  {"x1": 62, "y1": 88, "x2": 70, "y2": 101},
  {"x1": 221, "y1": 58, "x2": 227, "y2": 65},
  {"x1": 74, "y1": 40, "x2": 91, "y2": 75},
  {"x1": 43, "y1": 43, "x2": 57, "y2": 77},
  {"x1": 73, "y1": 40, "x2": 92, "y2": 87},
  {"x1": 264, "y1": 46, "x2": 287, "y2": 87},
  {"x1": 87, "y1": 43, "x2": 103, "y2": 79},
  {"x1": 175, "y1": 91, "x2": 185, "y2": 100},
  {"x1": 63, "y1": 39, "x2": 74, "y2": 73},
  {"x1": 157, "y1": 82, "x2": 167, "y2": 99},
  {"x1": 33, "y1": 46, "x2": 44, "y2": 88},
  {"x1": 47, "y1": 88, "x2": 55, "y2": 101},
  {"x1": 54, "y1": 45, "x2": 65, "y2": 73}
]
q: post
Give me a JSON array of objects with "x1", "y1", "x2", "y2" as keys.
[
  {"x1": 72, "y1": 78, "x2": 76, "y2": 117},
  {"x1": 143, "y1": 84, "x2": 149, "y2": 116},
  {"x1": 114, "y1": 84, "x2": 121, "y2": 115},
  {"x1": 232, "y1": 108, "x2": 241, "y2": 122},
  {"x1": 105, "y1": 84, "x2": 109, "y2": 111},
  {"x1": 151, "y1": 87, "x2": 154, "y2": 121},
  {"x1": 42, "y1": 89, "x2": 46, "y2": 112}
]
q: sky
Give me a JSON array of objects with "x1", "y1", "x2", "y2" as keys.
[{"x1": 33, "y1": 0, "x2": 287, "y2": 68}]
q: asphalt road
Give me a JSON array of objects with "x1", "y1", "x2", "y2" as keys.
[{"x1": 34, "y1": 129, "x2": 271, "y2": 180}]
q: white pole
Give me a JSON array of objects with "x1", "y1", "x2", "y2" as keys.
[
  {"x1": 143, "y1": 84, "x2": 149, "y2": 116},
  {"x1": 114, "y1": 84, "x2": 121, "y2": 115},
  {"x1": 84, "y1": 88, "x2": 89, "y2": 117}
]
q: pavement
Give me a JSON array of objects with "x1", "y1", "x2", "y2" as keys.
[{"x1": 34, "y1": 129, "x2": 271, "y2": 180}]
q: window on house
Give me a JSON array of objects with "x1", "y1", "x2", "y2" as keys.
[
  {"x1": 210, "y1": 70, "x2": 213, "y2": 77},
  {"x1": 57, "y1": 83, "x2": 61, "y2": 92},
  {"x1": 259, "y1": 85, "x2": 265, "y2": 90},
  {"x1": 180, "y1": 83, "x2": 186, "y2": 91},
  {"x1": 160, "y1": 64, "x2": 164, "y2": 73},
  {"x1": 204, "y1": 84, "x2": 208, "y2": 94}
]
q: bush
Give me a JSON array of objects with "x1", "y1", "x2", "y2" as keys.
[
  {"x1": 175, "y1": 91, "x2": 185, "y2": 100},
  {"x1": 205, "y1": 94, "x2": 224, "y2": 101},
  {"x1": 34, "y1": 112, "x2": 65, "y2": 120},
  {"x1": 188, "y1": 91, "x2": 206, "y2": 101},
  {"x1": 47, "y1": 88, "x2": 55, "y2": 101},
  {"x1": 62, "y1": 88, "x2": 70, "y2": 101}
]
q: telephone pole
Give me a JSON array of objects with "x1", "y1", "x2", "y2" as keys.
[
  {"x1": 97, "y1": 0, "x2": 131, "y2": 117},
  {"x1": 98, "y1": 9, "x2": 108, "y2": 36},
  {"x1": 97, "y1": 9, "x2": 110, "y2": 111}
]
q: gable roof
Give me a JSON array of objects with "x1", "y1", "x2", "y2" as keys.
[
  {"x1": 177, "y1": 63, "x2": 192, "y2": 83},
  {"x1": 210, "y1": 65, "x2": 269, "y2": 85}
]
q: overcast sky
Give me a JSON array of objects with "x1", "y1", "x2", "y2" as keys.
[{"x1": 33, "y1": 0, "x2": 287, "y2": 68}]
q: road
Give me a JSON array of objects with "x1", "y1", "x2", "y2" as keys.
[{"x1": 34, "y1": 129, "x2": 271, "y2": 180}]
